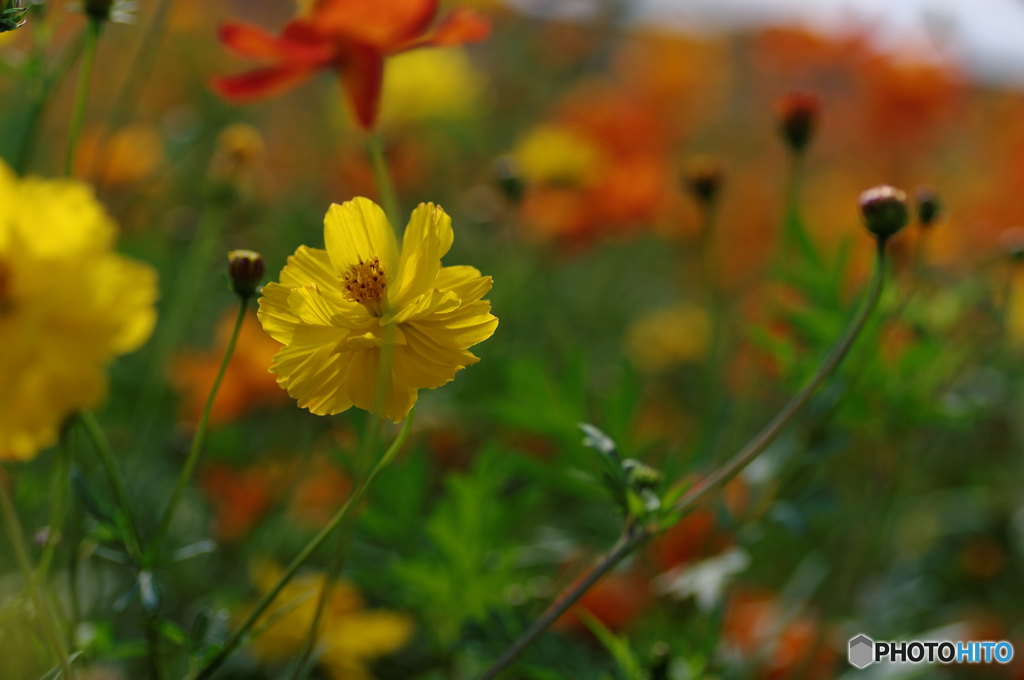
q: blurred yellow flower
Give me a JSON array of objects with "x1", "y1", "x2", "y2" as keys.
[
  {"x1": 380, "y1": 48, "x2": 486, "y2": 125},
  {"x1": 247, "y1": 559, "x2": 414, "y2": 680},
  {"x1": 513, "y1": 125, "x2": 606, "y2": 187},
  {"x1": 0, "y1": 162, "x2": 158, "y2": 460},
  {"x1": 626, "y1": 303, "x2": 711, "y2": 373},
  {"x1": 258, "y1": 197, "x2": 497, "y2": 422}
]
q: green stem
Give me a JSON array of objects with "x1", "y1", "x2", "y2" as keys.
[
  {"x1": 35, "y1": 427, "x2": 72, "y2": 581},
  {"x1": 155, "y1": 296, "x2": 249, "y2": 546},
  {"x1": 0, "y1": 469, "x2": 75, "y2": 680},
  {"x1": 64, "y1": 19, "x2": 102, "y2": 178},
  {"x1": 195, "y1": 409, "x2": 416, "y2": 680},
  {"x1": 133, "y1": 205, "x2": 228, "y2": 448},
  {"x1": 365, "y1": 133, "x2": 401, "y2": 232},
  {"x1": 80, "y1": 411, "x2": 143, "y2": 561},
  {"x1": 474, "y1": 242, "x2": 890, "y2": 680},
  {"x1": 15, "y1": 22, "x2": 88, "y2": 174}
]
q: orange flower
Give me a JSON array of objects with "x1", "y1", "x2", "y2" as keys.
[
  {"x1": 722, "y1": 590, "x2": 836, "y2": 680},
  {"x1": 212, "y1": 0, "x2": 490, "y2": 128},
  {"x1": 171, "y1": 309, "x2": 286, "y2": 425},
  {"x1": 200, "y1": 464, "x2": 277, "y2": 541},
  {"x1": 554, "y1": 570, "x2": 650, "y2": 632}
]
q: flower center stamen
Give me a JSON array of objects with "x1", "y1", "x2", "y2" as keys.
[{"x1": 340, "y1": 257, "x2": 387, "y2": 306}]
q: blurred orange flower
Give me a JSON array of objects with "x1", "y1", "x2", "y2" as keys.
[
  {"x1": 213, "y1": 0, "x2": 490, "y2": 128},
  {"x1": 554, "y1": 570, "x2": 650, "y2": 633},
  {"x1": 200, "y1": 462, "x2": 282, "y2": 541},
  {"x1": 722, "y1": 590, "x2": 836, "y2": 680},
  {"x1": 171, "y1": 309, "x2": 285, "y2": 425}
]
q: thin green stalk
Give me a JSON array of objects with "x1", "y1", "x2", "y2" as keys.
[
  {"x1": 64, "y1": 18, "x2": 102, "y2": 177},
  {"x1": 0, "y1": 469, "x2": 75, "y2": 680},
  {"x1": 474, "y1": 242, "x2": 890, "y2": 680},
  {"x1": 95, "y1": 0, "x2": 180, "y2": 186},
  {"x1": 80, "y1": 411, "x2": 143, "y2": 560},
  {"x1": 366, "y1": 133, "x2": 401, "y2": 231},
  {"x1": 15, "y1": 23, "x2": 88, "y2": 174},
  {"x1": 155, "y1": 296, "x2": 249, "y2": 545},
  {"x1": 134, "y1": 205, "x2": 228, "y2": 446},
  {"x1": 196, "y1": 409, "x2": 415, "y2": 680},
  {"x1": 35, "y1": 428, "x2": 72, "y2": 581}
]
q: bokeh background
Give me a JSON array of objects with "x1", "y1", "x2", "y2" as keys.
[{"x1": 4, "y1": 0, "x2": 1024, "y2": 679}]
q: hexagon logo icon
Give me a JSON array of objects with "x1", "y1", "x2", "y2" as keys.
[{"x1": 849, "y1": 634, "x2": 874, "y2": 669}]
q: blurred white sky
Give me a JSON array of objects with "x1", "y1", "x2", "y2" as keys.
[{"x1": 509, "y1": 0, "x2": 1024, "y2": 84}]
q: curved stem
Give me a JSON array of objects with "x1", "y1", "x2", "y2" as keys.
[
  {"x1": 195, "y1": 408, "x2": 415, "y2": 680},
  {"x1": 475, "y1": 526, "x2": 651, "y2": 680},
  {"x1": 36, "y1": 427, "x2": 72, "y2": 581},
  {"x1": 474, "y1": 241, "x2": 890, "y2": 680},
  {"x1": 366, "y1": 133, "x2": 401, "y2": 232},
  {"x1": 0, "y1": 468, "x2": 75, "y2": 680},
  {"x1": 80, "y1": 411, "x2": 143, "y2": 560},
  {"x1": 667, "y1": 238, "x2": 886, "y2": 517},
  {"x1": 64, "y1": 18, "x2": 102, "y2": 178},
  {"x1": 155, "y1": 296, "x2": 249, "y2": 546}
]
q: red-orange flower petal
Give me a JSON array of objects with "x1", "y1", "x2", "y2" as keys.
[
  {"x1": 211, "y1": 64, "x2": 320, "y2": 104},
  {"x1": 310, "y1": 0, "x2": 438, "y2": 49},
  {"x1": 218, "y1": 21, "x2": 335, "y2": 62},
  {"x1": 398, "y1": 8, "x2": 490, "y2": 51},
  {"x1": 339, "y1": 45, "x2": 385, "y2": 129}
]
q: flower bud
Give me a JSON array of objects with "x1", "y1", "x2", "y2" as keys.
[
  {"x1": 777, "y1": 92, "x2": 820, "y2": 154},
  {"x1": 914, "y1": 186, "x2": 941, "y2": 227},
  {"x1": 493, "y1": 155, "x2": 524, "y2": 204},
  {"x1": 622, "y1": 458, "x2": 663, "y2": 491},
  {"x1": 859, "y1": 185, "x2": 909, "y2": 241},
  {"x1": 1, "y1": 0, "x2": 27, "y2": 33},
  {"x1": 683, "y1": 157, "x2": 723, "y2": 204},
  {"x1": 84, "y1": 0, "x2": 112, "y2": 20},
  {"x1": 228, "y1": 249, "x2": 265, "y2": 298},
  {"x1": 1000, "y1": 227, "x2": 1024, "y2": 262}
]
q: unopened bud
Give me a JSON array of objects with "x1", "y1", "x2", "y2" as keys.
[
  {"x1": 859, "y1": 185, "x2": 909, "y2": 241},
  {"x1": 1001, "y1": 227, "x2": 1024, "y2": 262},
  {"x1": 493, "y1": 155, "x2": 524, "y2": 204},
  {"x1": 228, "y1": 250, "x2": 264, "y2": 298},
  {"x1": 683, "y1": 158, "x2": 723, "y2": 204},
  {"x1": 914, "y1": 186, "x2": 941, "y2": 227},
  {"x1": 622, "y1": 458, "x2": 663, "y2": 491},
  {"x1": 1, "y1": 0, "x2": 27, "y2": 33},
  {"x1": 778, "y1": 92, "x2": 820, "y2": 154}
]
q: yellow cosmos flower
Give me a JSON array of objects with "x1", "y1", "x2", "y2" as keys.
[
  {"x1": 0, "y1": 161, "x2": 158, "y2": 461},
  {"x1": 513, "y1": 125, "x2": 606, "y2": 188},
  {"x1": 379, "y1": 48, "x2": 486, "y2": 126},
  {"x1": 258, "y1": 197, "x2": 497, "y2": 422},
  {"x1": 626, "y1": 303, "x2": 711, "y2": 373},
  {"x1": 246, "y1": 559, "x2": 413, "y2": 680}
]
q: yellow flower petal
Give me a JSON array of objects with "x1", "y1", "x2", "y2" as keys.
[{"x1": 324, "y1": 198, "x2": 399, "y2": 281}]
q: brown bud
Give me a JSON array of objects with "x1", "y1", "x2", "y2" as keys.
[
  {"x1": 914, "y1": 186, "x2": 941, "y2": 227},
  {"x1": 228, "y1": 250, "x2": 265, "y2": 298},
  {"x1": 859, "y1": 185, "x2": 909, "y2": 241},
  {"x1": 778, "y1": 92, "x2": 820, "y2": 154},
  {"x1": 682, "y1": 158, "x2": 723, "y2": 204}
]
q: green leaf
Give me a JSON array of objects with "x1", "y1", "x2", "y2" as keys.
[{"x1": 157, "y1": 619, "x2": 189, "y2": 647}]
